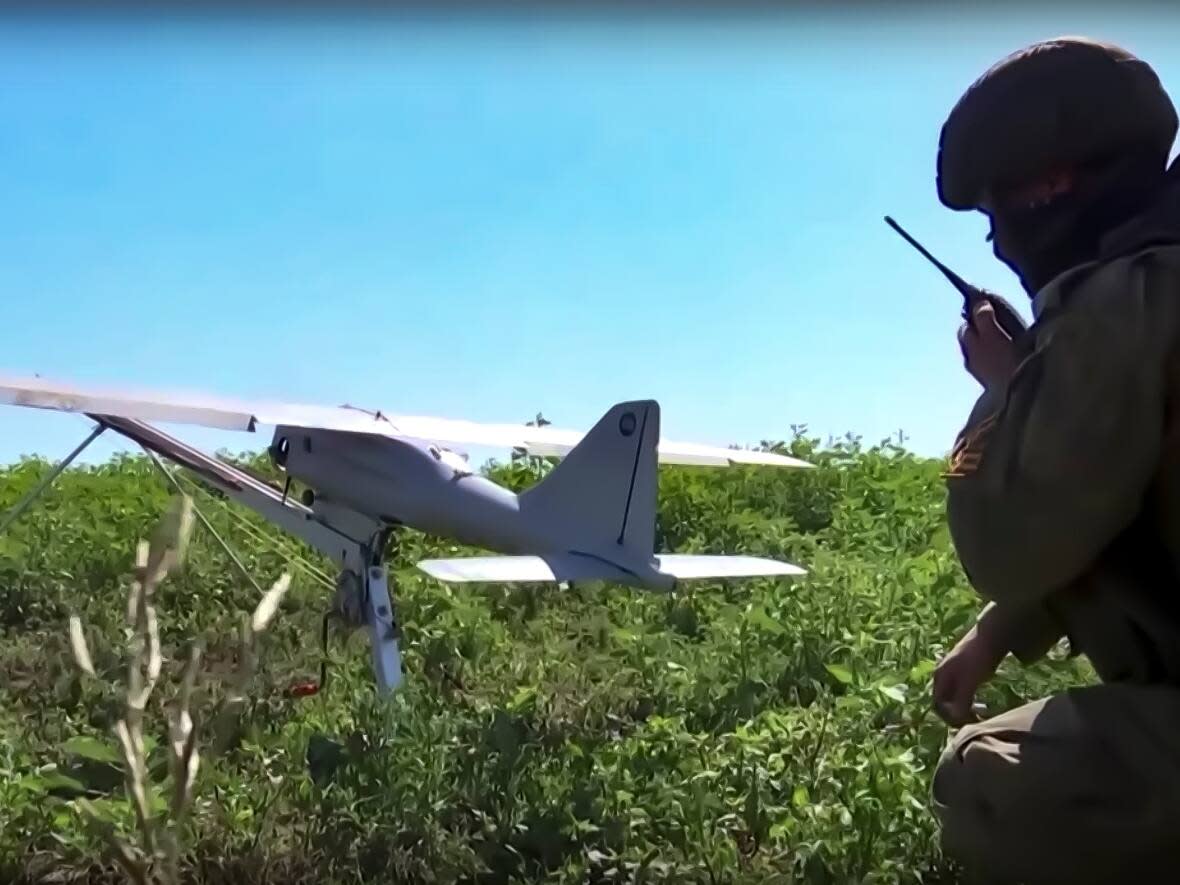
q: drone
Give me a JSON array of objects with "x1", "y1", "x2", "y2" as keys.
[{"x1": 0, "y1": 374, "x2": 810, "y2": 695}]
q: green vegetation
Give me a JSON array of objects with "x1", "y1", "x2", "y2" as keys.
[{"x1": 0, "y1": 433, "x2": 1092, "y2": 883}]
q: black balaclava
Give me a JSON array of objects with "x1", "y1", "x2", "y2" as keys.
[{"x1": 986, "y1": 146, "x2": 1169, "y2": 296}]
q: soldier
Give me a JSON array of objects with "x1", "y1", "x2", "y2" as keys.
[{"x1": 927, "y1": 37, "x2": 1180, "y2": 883}]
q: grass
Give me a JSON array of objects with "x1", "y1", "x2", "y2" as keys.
[{"x1": 0, "y1": 431, "x2": 1094, "y2": 883}]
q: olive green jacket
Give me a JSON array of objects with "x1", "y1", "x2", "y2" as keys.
[{"x1": 948, "y1": 189, "x2": 1180, "y2": 683}]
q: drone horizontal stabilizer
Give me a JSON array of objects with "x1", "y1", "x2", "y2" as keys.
[
  {"x1": 416, "y1": 555, "x2": 637, "y2": 585},
  {"x1": 0, "y1": 373, "x2": 811, "y2": 469},
  {"x1": 416, "y1": 553, "x2": 805, "y2": 586},
  {"x1": 653, "y1": 554, "x2": 806, "y2": 579}
]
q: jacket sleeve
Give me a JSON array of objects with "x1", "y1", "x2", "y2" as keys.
[
  {"x1": 946, "y1": 252, "x2": 1177, "y2": 610},
  {"x1": 951, "y1": 393, "x2": 1068, "y2": 664},
  {"x1": 976, "y1": 600, "x2": 1063, "y2": 664}
]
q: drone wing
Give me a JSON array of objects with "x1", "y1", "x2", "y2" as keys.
[
  {"x1": 0, "y1": 373, "x2": 811, "y2": 468},
  {"x1": 0, "y1": 374, "x2": 407, "y2": 436}
]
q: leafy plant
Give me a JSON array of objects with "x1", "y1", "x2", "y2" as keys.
[
  {"x1": 0, "y1": 432, "x2": 1095, "y2": 883},
  {"x1": 57, "y1": 494, "x2": 291, "y2": 884}
]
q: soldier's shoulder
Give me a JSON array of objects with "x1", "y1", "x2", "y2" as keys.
[{"x1": 1035, "y1": 242, "x2": 1180, "y2": 318}]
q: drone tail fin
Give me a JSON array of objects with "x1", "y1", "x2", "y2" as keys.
[{"x1": 517, "y1": 399, "x2": 659, "y2": 563}]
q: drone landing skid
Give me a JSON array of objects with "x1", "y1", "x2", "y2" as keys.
[{"x1": 354, "y1": 557, "x2": 404, "y2": 694}]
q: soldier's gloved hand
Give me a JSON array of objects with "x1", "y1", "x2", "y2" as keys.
[
  {"x1": 933, "y1": 620, "x2": 1006, "y2": 726},
  {"x1": 957, "y1": 299, "x2": 1021, "y2": 390}
]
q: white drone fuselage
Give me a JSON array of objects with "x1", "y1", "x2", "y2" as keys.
[
  {"x1": 276, "y1": 421, "x2": 676, "y2": 590},
  {"x1": 273, "y1": 398, "x2": 806, "y2": 591}
]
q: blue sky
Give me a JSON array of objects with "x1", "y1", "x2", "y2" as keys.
[{"x1": 3, "y1": 7, "x2": 1180, "y2": 467}]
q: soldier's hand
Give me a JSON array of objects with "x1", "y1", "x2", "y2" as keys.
[
  {"x1": 933, "y1": 622, "x2": 1005, "y2": 727},
  {"x1": 958, "y1": 299, "x2": 1020, "y2": 390}
]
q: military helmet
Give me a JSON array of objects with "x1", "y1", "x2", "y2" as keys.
[{"x1": 937, "y1": 36, "x2": 1178, "y2": 210}]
